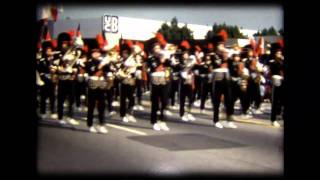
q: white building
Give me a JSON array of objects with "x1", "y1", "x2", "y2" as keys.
[
  {"x1": 239, "y1": 28, "x2": 258, "y2": 39},
  {"x1": 51, "y1": 15, "x2": 258, "y2": 48}
]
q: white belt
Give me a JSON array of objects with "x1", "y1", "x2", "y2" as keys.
[
  {"x1": 212, "y1": 69, "x2": 229, "y2": 81},
  {"x1": 89, "y1": 76, "x2": 105, "y2": 81},
  {"x1": 151, "y1": 72, "x2": 166, "y2": 85},
  {"x1": 213, "y1": 68, "x2": 228, "y2": 73},
  {"x1": 231, "y1": 77, "x2": 241, "y2": 82},
  {"x1": 59, "y1": 74, "x2": 73, "y2": 80}
]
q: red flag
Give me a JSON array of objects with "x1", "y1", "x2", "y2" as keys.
[
  {"x1": 256, "y1": 36, "x2": 265, "y2": 56},
  {"x1": 180, "y1": 40, "x2": 191, "y2": 50},
  {"x1": 96, "y1": 33, "x2": 104, "y2": 49},
  {"x1": 45, "y1": 29, "x2": 51, "y2": 41},
  {"x1": 207, "y1": 43, "x2": 214, "y2": 50},
  {"x1": 218, "y1": 29, "x2": 228, "y2": 42},
  {"x1": 250, "y1": 38, "x2": 256, "y2": 51},
  {"x1": 277, "y1": 39, "x2": 284, "y2": 48},
  {"x1": 126, "y1": 40, "x2": 133, "y2": 48},
  {"x1": 51, "y1": 39, "x2": 57, "y2": 49},
  {"x1": 37, "y1": 41, "x2": 42, "y2": 51}
]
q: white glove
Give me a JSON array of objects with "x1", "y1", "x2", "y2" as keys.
[
  {"x1": 181, "y1": 72, "x2": 188, "y2": 79},
  {"x1": 66, "y1": 67, "x2": 73, "y2": 73},
  {"x1": 260, "y1": 76, "x2": 266, "y2": 84},
  {"x1": 251, "y1": 73, "x2": 257, "y2": 79}
]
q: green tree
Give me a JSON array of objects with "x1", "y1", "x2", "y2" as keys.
[
  {"x1": 278, "y1": 28, "x2": 284, "y2": 36},
  {"x1": 205, "y1": 23, "x2": 246, "y2": 40},
  {"x1": 267, "y1": 26, "x2": 278, "y2": 36},
  {"x1": 157, "y1": 17, "x2": 194, "y2": 42},
  {"x1": 261, "y1": 28, "x2": 268, "y2": 36}
]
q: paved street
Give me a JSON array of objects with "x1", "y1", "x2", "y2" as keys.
[{"x1": 37, "y1": 93, "x2": 283, "y2": 176}]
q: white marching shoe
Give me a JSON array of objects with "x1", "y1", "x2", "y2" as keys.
[
  {"x1": 181, "y1": 114, "x2": 189, "y2": 122},
  {"x1": 50, "y1": 113, "x2": 58, "y2": 119},
  {"x1": 200, "y1": 109, "x2": 207, "y2": 114},
  {"x1": 153, "y1": 123, "x2": 161, "y2": 131},
  {"x1": 214, "y1": 122, "x2": 224, "y2": 129},
  {"x1": 127, "y1": 115, "x2": 137, "y2": 123},
  {"x1": 112, "y1": 101, "x2": 120, "y2": 107},
  {"x1": 187, "y1": 113, "x2": 196, "y2": 121},
  {"x1": 98, "y1": 125, "x2": 108, "y2": 134},
  {"x1": 67, "y1": 117, "x2": 80, "y2": 125},
  {"x1": 253, "y1": 108, "x2": 264, "y2": 115},
  {"x1": 165, "y1": 110, "x2": 173, "y2": 116},
  {"x1": 80, "y1": 95, "x2": 86, "y2": 100},
  {"x1": 108, "y1": 111, "x2": 117, "y2": 116},
  {"x1": 205, "y1": 99, "x2": 212, "y2": 108},
  {"x1": 272, "y1": 121, "x2": 281, "y2": 127},
  {"x1": 122, "y1": 116, "x2": 129, "y2": 123},
  {"x1": 241, "y1": 114, "x2": 252, "y2": 119},
  {"x1": 158, "y1": 121, "x2": 170, "y2": 131},
  {"x1": 138, "y1": 105, "x2": 144, "y2": 111},
  {"x1": 133, "y1": 105, "x2": 138, "y2": 111},
  {"x1": 193, "y1": 100, "x2": 201, "y2": 107},
  {"x1": 89, "y1": 126, "x2": 98, "y2": 133},
  {"x1": 171, "y1": 105, "x2": 179, "y2": 110},
  {"x1": 227, "y1": 121, "x2": 238, "y2": 129},
  {"x1": 144, "y1": 91, "x2": 150, "y2": 95},
  {"x1": 40, "y1": 114, "x2": 48, "y2": 119},
  {"x1": 59, "y1": 119, "x2": 67, "y2": 125}
]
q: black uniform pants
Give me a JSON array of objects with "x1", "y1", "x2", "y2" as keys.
[
  {"x1": 200, "y1": 81, "x2": 213, "y2": 110},
  {"x1": 40, "y1": 79, "x2": 56, "y2": 114},
  {"x1": 247, "y1": 79, "x2": 262, "y2": 109},
  {"x1": 106, "y1": 87, "x2": 114, "y2": 112},
  {"x1": 193, "y1": 75, "x2": 202, "y2": 100},
  {"x1": 229, "y1": 80, "x2": 250, "y2": 115},
  {"x1": 179, "y1": 83, "x2": 194, "y2": 117},
  {"x1": 271, "y1": 85, "x2": 284, "y2": 122},
  {"x1": 57, "y1": 80, "x2": 75, "y2": 120},
  {"x1": 113, "y1": 78, "x2": 120, "y2": 101},
  {"x1": 169, "y1": 79, "x2": 180, "y2": 106},
  {"x1": 87, "y1": 88, "x2": 106, "y2": 127},
  {"x1": 136, "y1": 79, "x2": 143, "y2": 105},
  {"x1": 151, "y1": 84, "x2": 169, "y2": 124},
  {"x1": 75, "y1": 80, "x2": 87, "y2": 108},
  {"x1": 120, "y1": 83, "x2": 135, "y2": 117},
  {"x1": 212, "y1": 79, "x2": 233, "y2": 123}
]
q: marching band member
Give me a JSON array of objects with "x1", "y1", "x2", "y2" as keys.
[
  {"x1": 168, "y1": 45, "x2": 180, "y2": 111},
  {"x1": 244, "y1": 47, "x2": 265, "y2": 115},
  {"x1": 148, "y1": 41, "x2": 171, "y2": 131},
  {"x1": 132, "y1": 42, "x2": 146, "y2": 111},
  {"x1": 37, "y1": 40, "x2": 58, "y2": 119},
  {"x1": 210, "y1": 32, "x2": 236, "y2": 129},
  {"x1": 55, "y1": 32, "x2": 81, "y2": 125},
  {"x1": 192, "y1": 45, "x2": 204, "y2": 108},
  {"x1": 84, "y1": 38, "x2": 110, "y2": 134},
  {"x1": 117, "y1": 40, "x2": 138, "y2": 123},
  {"x1": 228, "y1": 53, "x2": 251, "y2": 119},
  {"x1": 99, "y1": 37, "x2": 119, "y2": 117},
  {"x1": 74, "y1": 48, "x2": 88, "y2": 113},
  {"x1": 199, "y1": 44, "x2": 214, "y2": 114},
  {"x1": 178, "y1": 40, "x2": 196, "y2": 122},
  {"x1": 269, "y1": 42, "x2": 284, "y2": 127}
]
